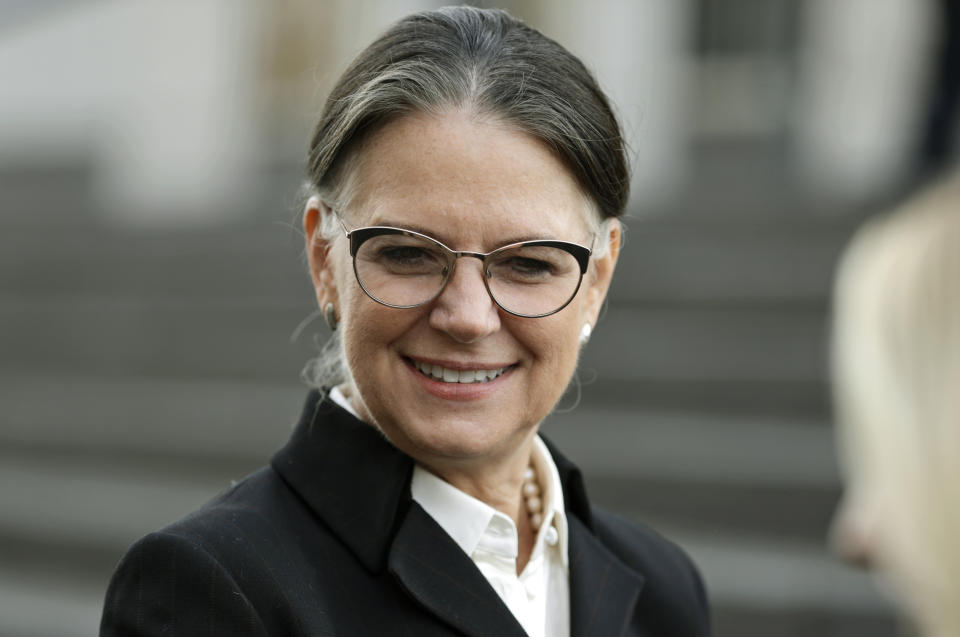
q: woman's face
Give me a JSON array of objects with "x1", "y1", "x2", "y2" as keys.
[{"x1": 305, "y1": 110, "x2": 619, "y2": 472}]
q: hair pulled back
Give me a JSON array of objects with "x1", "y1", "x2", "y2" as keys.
[{"x1": 307, "y1": 6, "x2": 629, "y2": 219}]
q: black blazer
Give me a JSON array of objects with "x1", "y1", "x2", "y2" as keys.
[{"x1": 101, "y1": 391, "x2": 710, "y2": 636}]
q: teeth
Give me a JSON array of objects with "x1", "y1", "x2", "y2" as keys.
[{"x1": 413, "y1": 360, "x2": 508, "y2": 383}]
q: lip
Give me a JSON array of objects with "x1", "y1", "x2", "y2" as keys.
[
  {"x1": 405, "y1": 355, "x2": 516, "y2": 371},
  {"x1": 403, "y1": 356, "x2": 516, "y2": 401}
]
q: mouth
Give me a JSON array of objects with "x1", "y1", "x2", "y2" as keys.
[{"x1": 405, "y1": 357, "x2": 514, "y2": 384}]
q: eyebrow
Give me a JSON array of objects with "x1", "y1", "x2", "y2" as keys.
[{"x1": 369, "y1": 218, "x2": 551, "y2": 249}]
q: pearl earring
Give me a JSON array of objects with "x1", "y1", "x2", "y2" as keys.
[
  {"x1": 579, "y1": 322, "x2": 592, "y2": 345},
  {"x1": 324, "y1": 303, "x2": 339, "y2": 331}
]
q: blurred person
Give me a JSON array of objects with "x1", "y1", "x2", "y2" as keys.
[
  {"x1": 100, "y1": 7, "x2": 710, "y2": 636},
  {"x1": 832, "y1": 175, "x2": 960, "y2": 637}
]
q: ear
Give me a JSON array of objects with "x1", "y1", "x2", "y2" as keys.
[
  {"x1": 581, "y1": 218, "x2": 621, "y2": 326},
  {"x1": 303, "y1": 196, "x2": 338, "y2": 309}
]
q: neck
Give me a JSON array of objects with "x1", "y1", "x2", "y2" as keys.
[
  {"x1": 424, "y1": 436, "x2": 534, "y2": 522},
  {"x1": 421, "y1": 434, "x2": 540, "y2": 573}
]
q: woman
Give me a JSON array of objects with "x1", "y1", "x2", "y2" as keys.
[
  {"x1": 101, "y1": 7, "x2": 710, "y2": 636},
  {"x1": 831, "y1": 176, "x2": 960, "y2": 637}
]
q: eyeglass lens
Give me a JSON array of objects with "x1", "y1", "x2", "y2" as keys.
[{"x1": 352, "y1": 232, "x2": 583, "y2": 316}]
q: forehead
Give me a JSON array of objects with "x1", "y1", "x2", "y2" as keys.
[{"x1": 341, "y1": 110, "x2": 595, "y2": 248}]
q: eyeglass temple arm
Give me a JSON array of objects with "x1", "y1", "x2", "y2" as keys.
[{"x1": 332, "y1": 212, "x2": 351, "y2": 238}]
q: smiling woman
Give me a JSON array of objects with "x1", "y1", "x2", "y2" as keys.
[
  {"x1": 101, "y1": 7, "x2": 710, "y2": 637},
  {"x1": 305, "y1": 110, "x2": 612, "y2": 482}
]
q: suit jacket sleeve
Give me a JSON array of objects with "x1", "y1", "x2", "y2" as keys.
[{"x1": 100, "y1": 531, "x2": 269, "y2": 637}]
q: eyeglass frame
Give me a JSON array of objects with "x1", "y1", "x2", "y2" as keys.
[{"x1": 331, "y1": 215, "x2": 594, "y2": 318}]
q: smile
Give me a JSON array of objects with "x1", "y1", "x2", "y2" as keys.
[{"x1": 411, "y1": 360, "x2": 511, "y2": 384}]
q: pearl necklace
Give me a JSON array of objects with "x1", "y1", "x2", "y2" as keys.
[{"x1": 522, "y1": 465, "x2": 544, "y2": 530}]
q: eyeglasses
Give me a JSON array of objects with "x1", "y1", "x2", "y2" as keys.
[{"x1": 332, "y1": 217, "x2": 593, "y2": 318}]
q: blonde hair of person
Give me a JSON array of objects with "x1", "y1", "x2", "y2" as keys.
[{"x1": 832, "y1": 175, "x2": 960, "y2": 637}]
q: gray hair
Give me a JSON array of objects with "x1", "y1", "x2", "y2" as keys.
[
  {"x1": 302, "y1": 6, "x2": 629, "y2": 390},
  {"x1": 307, "y1": 5, "x2": 629, "y2": 219}
]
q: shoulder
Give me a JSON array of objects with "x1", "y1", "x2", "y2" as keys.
[
  {"x1": 101, "y1": 467, "x2": 324, "y2": 636},
  {"x1": 590, "y1": 507, "x2": 706, "y2": 595},
  {"x1": 590, "y1": 507, "x2": 711, "y2": 634},
  {"x1": 102, "y1": 524, "x2": 271, "y2": 635},
  {"x1": 126, "y1": 465, "x2": 327, "y2": 573},
  {"x1": 158, "y1": 466, "x2": 303, "y2": 549}
]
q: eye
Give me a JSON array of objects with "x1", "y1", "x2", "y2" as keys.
[
  {"x1": 504, "y1": 257, "x2": 553, "y2": 276},
  {"x1": 367, "y1": 239, "x2": 447, "y2": 276},
  {"x1": 380, "y1": 245, "x2": 433, "y2": 265},
  {"x1": 488, "y1": 255, "x2": 557, "y2": 283}
]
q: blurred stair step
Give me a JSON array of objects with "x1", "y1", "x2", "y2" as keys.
[
  {"x1": 0, "y1": 576, "x2": 103, "y2": 637},
  {"x1": 0, "y1": 295, "x2": 318, "y2": 381},
  {"x1": 0, "y1": 225, "x2": 310, "y2": 298},
  {"x1": 545, "y1": 406, "x2": 838, "y2": 487},
  {"x1": 614, "y1": 214, "x2": 854, "y2": 307},
  {"x1": 588, "y1": 306, "x2": 827, "y2": 384},
  {"x1": 0, "y1": 373, "x2": 302, "y2": 462}
]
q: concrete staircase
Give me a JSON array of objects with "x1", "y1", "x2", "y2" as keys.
[{"x1": 0, "y1": 157, "x2": 901, "y2": 636}]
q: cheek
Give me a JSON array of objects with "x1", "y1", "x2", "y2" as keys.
[
  {"x1": 340, "y1": 295, "x2": 424, "y2": 369},
  {"x1": 519, "y1": 314, "x2": 581, "y2": 380},
  {"x1": 344, "y1": 302, "x2": 404, "y2": 349}
]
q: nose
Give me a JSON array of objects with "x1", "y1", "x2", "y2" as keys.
[
  {"x1": 830, "y1": 492, "x2": 878, "y2": 570},
  {"x1": 428, "y1": 257, "x2": 501, "y2": 343}
]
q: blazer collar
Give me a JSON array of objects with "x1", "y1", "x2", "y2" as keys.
[
  {"x1": 541, "y1": 435, "x2": 595, "y2": 532},
  {"x1": 388, "y1": 501, "x2": 528, "y2": 637},
  {"x1": 271, "y1": 389, "x2": 413, "y2": 571}
]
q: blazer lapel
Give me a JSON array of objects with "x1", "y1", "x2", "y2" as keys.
[
  {"x1": 271, "y1": 391, "x2": 414, "y2": 571},
  {"x1": 388, "y1": 501, "x2": 528, "y2": 637},
  {"x1": 568, "y1": 515, "x2": 645, "y2": 637}
]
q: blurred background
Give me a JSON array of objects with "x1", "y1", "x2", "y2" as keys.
[{"x1": 2, "y1": 0, "x2": 958, "y2": 635}]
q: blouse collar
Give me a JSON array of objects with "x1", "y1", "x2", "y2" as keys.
[{"x1": 410, "y1": 436, "x2": 569, "y2": 569}]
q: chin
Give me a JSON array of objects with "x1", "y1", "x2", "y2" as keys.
[{"x1": 382, "y1": 407, "x2": 532, "y2": 466}]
